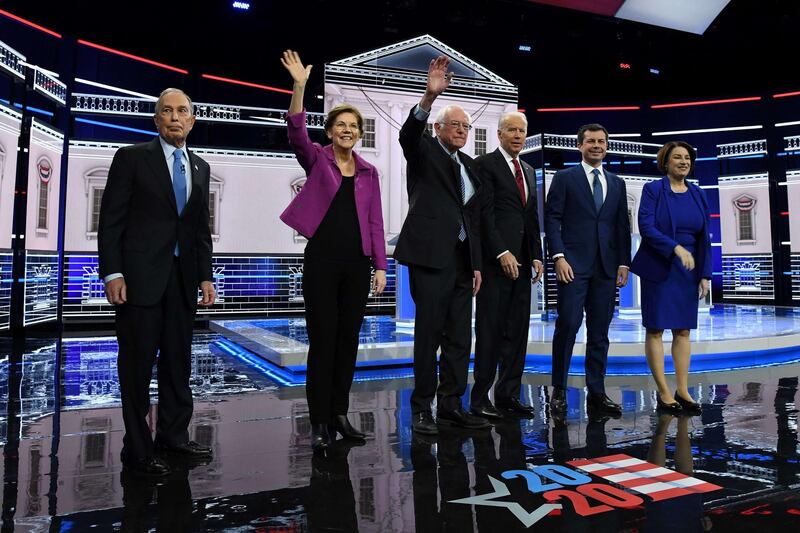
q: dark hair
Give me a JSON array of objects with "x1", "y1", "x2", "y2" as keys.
[
  {"x1": 656, "y1": 141, "x2": 696, "y2": 174},
  {"x1": 577, "y1": 123, "x2": 609, "y2": 144},
  {"x1": 323, "y1": 104, "x2": 364, "y2": 135}
]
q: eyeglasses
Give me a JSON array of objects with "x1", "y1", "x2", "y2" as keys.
[{"x1": 443, "y1": 120, "x2": 472, "y2": 131}]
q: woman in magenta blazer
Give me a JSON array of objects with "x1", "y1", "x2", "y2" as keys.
[{"x1": 280, "y1": 50, "x2": 387, "y2": 452}]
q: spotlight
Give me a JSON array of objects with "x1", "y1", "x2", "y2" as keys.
[
  {"x1": 518, "y1": 44, "x2": 533, "y2": 52},
  {"x1": 649, "y1": 67, "x2": 660, "y2": 75},
  {"x1": 232, "y1": 1, "x2": 250, "y2": 10}
]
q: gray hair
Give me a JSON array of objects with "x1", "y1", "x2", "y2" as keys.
[
  {"x1": 434, "y1": 104, "x2": 472, "y2": 126},
  {"x1": 498, "y1": 111, "x2": 528, "y2": 130},
  {"x1": 154, "y1": 88, "x2": 194, "y2": 115}
]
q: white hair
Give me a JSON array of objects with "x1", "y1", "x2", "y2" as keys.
[
  {"x1": 154, "y1": 88, "x2": 193, "y2": 115},
  {"x1": 434, "y1": 105, "x2": 472, "y2": 126},
  {"x1": 498, "y1": 111, "x2": 528, "y2": 130}
]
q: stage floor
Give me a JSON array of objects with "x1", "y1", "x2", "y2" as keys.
[
  {"x1": 0, "y1": 331, "x2": 799, "y2": 531},
  {"x1": 210, "y1": 304, "x2": 800, "y2": 381}
]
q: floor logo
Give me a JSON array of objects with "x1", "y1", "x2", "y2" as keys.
[{"x1": 450, "y1": 453, "x2": 722, "y2": 527}]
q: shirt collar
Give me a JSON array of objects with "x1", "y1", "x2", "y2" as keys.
[
  {"x1": 159, "y1": 136, "x2": 189, "y2": 161},
  {"x1": 437, "y1": 137, "x2": 458, "y2": 159},
  {"x1": 581, "y1": 160, "x2": 603, "y2": 177},
  {"x1": 498, "y1": 145, "x2": 518, "y2": 164}
]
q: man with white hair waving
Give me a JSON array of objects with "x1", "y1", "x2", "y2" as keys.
[{"x1": 395, "y1": 55, "x2": 488, "y2": 434}]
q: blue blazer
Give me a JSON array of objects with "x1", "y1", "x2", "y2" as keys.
[
  {"x1": 544, "y1": 164, "x2": 631, "y2": 278},
  {"x1": 630, "y1": 177, "x2": 712, "y2": 282}
]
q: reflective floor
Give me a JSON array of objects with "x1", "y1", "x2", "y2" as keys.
[{"x1": 1, "y1": 334, "x2": 799, "y2": 531}]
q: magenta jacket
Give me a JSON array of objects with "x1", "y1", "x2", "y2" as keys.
[{"x1": 280, "y1": 110, "x2": 388, "y2": 270}]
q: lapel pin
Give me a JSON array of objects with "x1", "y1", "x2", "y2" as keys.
[{"x1": 194, "y1": 164, "x2": 199, "y2": 171}]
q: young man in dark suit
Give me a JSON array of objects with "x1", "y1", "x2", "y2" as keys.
[
  {"x1": 394, "y1": 55, "x2": 489, "y2": 434},
  {"x1": 544, "y1": 124, "x2": 631, "y2": 417},
  {"x1": 98, "y1": 88, "x2": 215, "y2": 476},
  {"x1": 471, "y1": 112, "x2": 543, "y2": 420}
]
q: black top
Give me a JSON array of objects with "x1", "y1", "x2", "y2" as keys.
[{"x1": 305, "y1": 176, "x2": 366, "y2": 262}]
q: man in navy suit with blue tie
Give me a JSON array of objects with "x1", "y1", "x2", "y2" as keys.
[{"x1": 544, "y1": 124, "x2": 631, "y2": 417}]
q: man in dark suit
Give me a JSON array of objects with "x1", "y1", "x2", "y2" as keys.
[
  {"x1": 395, "y1": 55, "x2": 489, "y2": 434},
  {"x1": 544, "y1": 123, "x2": 631, "y2": 417},
  {"x1": 98, "y1": 88, "x2": 215, "y2": 476},
  {"x1": 470, "y1": 112, "x2": 543, "y2": 420}
]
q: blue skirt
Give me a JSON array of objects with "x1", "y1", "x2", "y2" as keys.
[{"x1": 641, "y1": 247, "x2": 699, "y2": 330}]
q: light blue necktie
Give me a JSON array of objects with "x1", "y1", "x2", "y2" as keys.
[
  {"x1": 453, "y1": 152, "x2": 467, "y2": 241},
  {"x1": 173, "y1": 149, "x2": 187, "y2": 256},
  {"x1": 591, "y1": 168, "x2": 603, "y2": 212}
]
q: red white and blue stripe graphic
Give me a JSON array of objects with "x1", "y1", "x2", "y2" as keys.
[{"x1": 567, "y1": 454, "x2": 722, "y2": 502}]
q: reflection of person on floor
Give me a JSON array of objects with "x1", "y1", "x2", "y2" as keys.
[
  {"x1": 306, "y1": 440, "x2": 359, "y2": 532},
  {"x1": 644, "y1": 413, "x2": 708, "y2": 533},
  {"x1": 552, "y1": 414, "x2": 619, "y2": 532},
  {"x1": 630, "y1": 141, "x2": 711, "y2": 416},
  {"x1": 410, "y1": 430, "x2": 474, "y2": 532},
  {"x1": 473, "y1": 420, "x2": 538, "y2": 530},
  {"x1": 279, "y1": 50, "x2": 387, "y2": 452},
  {"x1": 551, "y1": 413, "x2": 611, "y2": 465},
  {"x1": 120, "y1": 460, "x2": 192, "y2": 532}
]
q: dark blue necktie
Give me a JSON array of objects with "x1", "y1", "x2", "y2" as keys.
[
  {"x1": 453, "y1": 152, "x2": 466, "y2": 241},
  {"x1": 173, "y1": 149, "x2": 187, "y2": 256},
  {"x1": 592, "y1": 168, "x2": 603, "y2": 212}
]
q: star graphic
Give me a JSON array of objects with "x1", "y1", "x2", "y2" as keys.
[{"x1": 449, "y1": 476, "x2": 562, "y2": 528}]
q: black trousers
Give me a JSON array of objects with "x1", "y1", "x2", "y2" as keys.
[
  {"x1": 408, "y1": 241, "x2": 473, "y2": 414},
  {"x1": 116, "y1": 259, "x2": 195, "y2": 462},
  {"x1": 303, "y1": 256, "x2": 371, "y2": 425},
  {"x1": 472, "y1": 253, "x2": 532, "y2": 407},
  {"x1": 551, "y1": 257, "x2": 616, "y2": 394}
]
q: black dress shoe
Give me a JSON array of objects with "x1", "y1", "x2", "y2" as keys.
[
  {"x1": 674, "y1": 390, "x2": 702, "y2": 415},
  {"x1": 124, "y1": 456, "x2": 171, "y2": 477},
  {"x1": 587, "y1": 393, "x2": 622, "y2": 416},
  {"x1": 311, "y1": 423, "x2": 332, "y2": 452},
  {"x1": 470, "y1": 403, "x2": 505, "y2": 420},
  {"x1": 437, "y1": 407, "x2": 491, "y2": 430},
  {"x1": 412, "y1": 412, "x2": 439, "y2": 435},
  {"x1": 156, "y1": 440, "x2": 213, "y2": 458},
  {"x1": 656, "y1": 394, "x2": 683, "y2": 414},
  {"x1": 496, "y1": 397, "x2": 535, "y2": 418},
  {"x1": 549, "y1": 387, "x2": 567, "y2": 416},
  {"x1": 329, "y1": 415, "x2": 368, "y2": 441}
]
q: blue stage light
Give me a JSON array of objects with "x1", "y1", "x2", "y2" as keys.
[
  {"x1": 518, "y1": 45, "x2": 532, "y2": 52},
  {"x1": 232, "y1": 1, "x2": 250, "y2": 10},
  {"x1": 649, "y1": 68, "x2": 660, "y2": 75}
]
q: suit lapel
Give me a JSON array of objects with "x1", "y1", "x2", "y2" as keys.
[
  {"x1": 574, "y1": 165, "x2": 595, "y2": 210},
  {"x1": 598, "y1": 171, "x2": 617, "y2": 215},
  {"x1": 521, "y1": 160, "x2": 535, "y2": 208},
  {"x1": 144, "y1": 138, "x2": 178, "y2": 213},
  {"x1": 187, "y1": 149, "x2": 204, "y2": 206},
  {"x1": 494, "y1": 149, "x2": 527, "y2": 209}
]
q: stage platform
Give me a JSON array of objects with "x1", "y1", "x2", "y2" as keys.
[
  {"x1": 1, "y1": 334, "x2": 798, "y2": 531},
  {"x1": 210, "y1": 304, "x2": 800, "y2": 382}
]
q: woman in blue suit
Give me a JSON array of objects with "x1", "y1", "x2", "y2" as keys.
[{"x1": 630, "y1": 141, "x2": 711, "y2": 416}]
